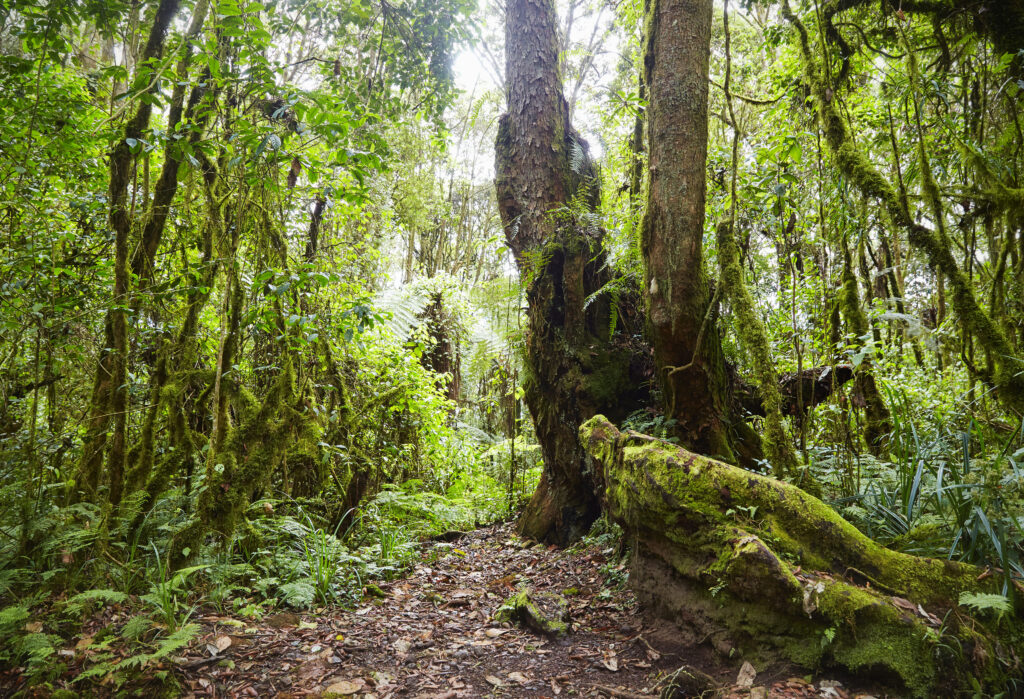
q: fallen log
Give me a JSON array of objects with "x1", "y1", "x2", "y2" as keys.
[{"x1": 580, "y1": 416, "x2": 1023, "y2": 696}]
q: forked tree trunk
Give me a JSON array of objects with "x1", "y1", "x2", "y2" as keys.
[
  {"x1": 495, "y1": 0, "x2": 644, "y2": 545},
  {"x1": 581, "y1": 416, "x2": 1023, "y2": 695}
]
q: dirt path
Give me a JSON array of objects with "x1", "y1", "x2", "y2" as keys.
[{"x1": 168, "y1": 525, "x2": 882, "y2": 699}]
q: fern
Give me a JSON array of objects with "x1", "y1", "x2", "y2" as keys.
[
  {"x1": 120, "y1": 614, "x2": 154, "y2": 641},
  {"x1": 583, "y1": 272, "x2": 637, "y2": 337},
  {"x1": 569, "y1": 137, "x2": 587, "y2": 175},
  {"x1": 375, "y1": 285, "x2": 430, "y2": 340},
  {"x1": 959, "y1": 591, "x2": 1012, "y2": 619},
  {"x1": 63, "y1": 588, "x2": 129, "y2": 617},
  {"x1": 0, "y1": 603, "x2": 30, "y2": 631},
  {"x1": 119, "y1": 623, "x2": 200, "y2": 669}
]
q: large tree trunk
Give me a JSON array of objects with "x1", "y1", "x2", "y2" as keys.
[
  {"x1": 581, "y1": 415, "x2": 1023, "y2": 695},
  {"x1": 495, "y1": 0, "x2": 645, "y2": 545},
  {"x1": 641, "y1": 0, "x2": 750, "y2": 463}
]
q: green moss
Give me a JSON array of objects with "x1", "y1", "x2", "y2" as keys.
[
  {"x1": 781, "y1": 0, "x2": 1024, "y2": 415},
  {"x1": 715, "y1": 220, "x2": 798, "y2": 478},
  {"x1": 581, "y1": 415, "x2": 1023, "y2": 694},
  {"x1": 494, "y1": 589, "x2": 569, "y2": 637}
]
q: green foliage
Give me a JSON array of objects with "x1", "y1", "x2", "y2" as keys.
[
  {"x1": 958, "y1": 592, "x2": 1012, "y2": 620},
  {"x1": 141, "y1": 544, "x2": 205, "y2": 630}
]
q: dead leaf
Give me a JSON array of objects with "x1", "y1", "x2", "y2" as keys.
[
  {"x1": 891, "y1": 596, "x2": 916, "y2": 612},
  {"x1": 324, "y1": 679, "x2": 365, "y2": 696},
  {"x1": 737, "y1": 660, "x2": 757, "y2": 688}
]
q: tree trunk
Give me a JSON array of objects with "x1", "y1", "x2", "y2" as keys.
[
  {"x1": 641, "y1": 0, "x2": 747, "y2": 462},
  {"x1": 495, "y1": 0, "x2": 645, "y2": 545},
  {"x1": 581, "y1": 415, "x2": 1023, "y2": 695},
  {"x1": 75, "y1": 0, "x2": 182, "y2": 504}
]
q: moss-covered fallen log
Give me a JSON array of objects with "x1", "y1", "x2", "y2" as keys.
[{"x1": 580, "y1": 416, "x2": 1023, "y2": 696}]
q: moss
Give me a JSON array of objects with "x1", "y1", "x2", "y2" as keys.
[
  {"x1": 494, "y1": 588, "x2": 569, "y2": 637},
  {"x1": 363, "y1": 583, "x2": 388, "y2": 599},
  {"x1": 581, "y1": 415, "x2": 1023, "y2": 693},
  {"x1": 780, "y1": 0, "x2": 1024, "y2": 415},
  {"x1": 715, "y1": 220, "x2": 798, "y2": 478}
]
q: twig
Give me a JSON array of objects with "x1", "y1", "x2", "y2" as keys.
[{"x1": 591, "y1": 684, "x2": 654, "y2": 699}]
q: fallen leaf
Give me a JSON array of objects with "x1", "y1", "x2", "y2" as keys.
[
  {"x1": 324, "y1": 679, "x2": 365, "y2": 696},
  {"x1": 891, "y1": 596, "x2": 916, "y2": 612},
  {"x1": 601, "y1": 650, "x2": 619, "y2": 672},
  {"x1": 737, "y1": 660, "x2": 757, "y2": 688}
]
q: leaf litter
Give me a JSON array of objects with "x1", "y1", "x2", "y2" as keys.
[{"x1": 7, "y1": 524, "x2": 893, "y2": 698}]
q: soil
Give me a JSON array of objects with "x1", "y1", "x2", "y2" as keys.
[{"x1": 2, "y1": 524, "x2": 895, "y2": 698}]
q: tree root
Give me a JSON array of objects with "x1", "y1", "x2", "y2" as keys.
[{"x1": 580, "y1": 416, "x2": 1024, "y2": 696}]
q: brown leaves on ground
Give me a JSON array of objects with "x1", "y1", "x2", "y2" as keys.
[{"x1": 3, "y1": 524, "x2": 895, "y2": 698}]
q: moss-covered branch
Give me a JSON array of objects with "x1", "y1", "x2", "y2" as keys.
[{"x1": 781, "y1": 0, "x2": 1024, "y2": 414}]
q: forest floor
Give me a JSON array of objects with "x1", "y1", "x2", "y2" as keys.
[{"x1": 6, "y1": 524, "x2": 892, "y2": 698}]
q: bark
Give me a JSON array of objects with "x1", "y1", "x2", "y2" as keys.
[
  {"x1": 581, "y1": 415, "x2": 1023, "y2": 695},
  {"x1": 495, "y1": 0, "x2": 646, "y2": 545},
  {"x1": 641, "y1": 0, "x2": 745, "y2": 462}
]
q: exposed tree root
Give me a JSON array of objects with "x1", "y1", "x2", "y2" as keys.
[{"x1": 581, "y1": 416, "x2": 1024, "y2": 696}]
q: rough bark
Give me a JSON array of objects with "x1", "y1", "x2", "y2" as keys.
[
  {"x1": 495, "y1": 0, "x2": 646, "y2": 545},
  {"x1": 641, "y1": 0, "x2": 745, "y2": 462},
  {"x1": 581, "y1": 415, "x2": 1023, "y2": 695}
]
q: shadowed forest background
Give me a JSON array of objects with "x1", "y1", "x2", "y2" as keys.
[{"x1": 0, "y1": 0, "x2": 1023, "y2": 695}]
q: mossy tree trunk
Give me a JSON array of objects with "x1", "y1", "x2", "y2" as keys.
[
  {"x1": 495, "y1": 0, "x2": 645, "y2": 545},
  {"x1": 715, "y1": 3, "x2": 799, "y2": 480},
  {"x1": 640, "y1": 0, "x2": 750, "y2": 463},
  {"x1": 840, "y1": 238, "x2": 892, "y2": 455},
  {"x1": 75, "y1": 0, "x2": 183, "y2": 505},
  {"x1": 581, "y1": 415, "x2": 1023, "y2": 695}
]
